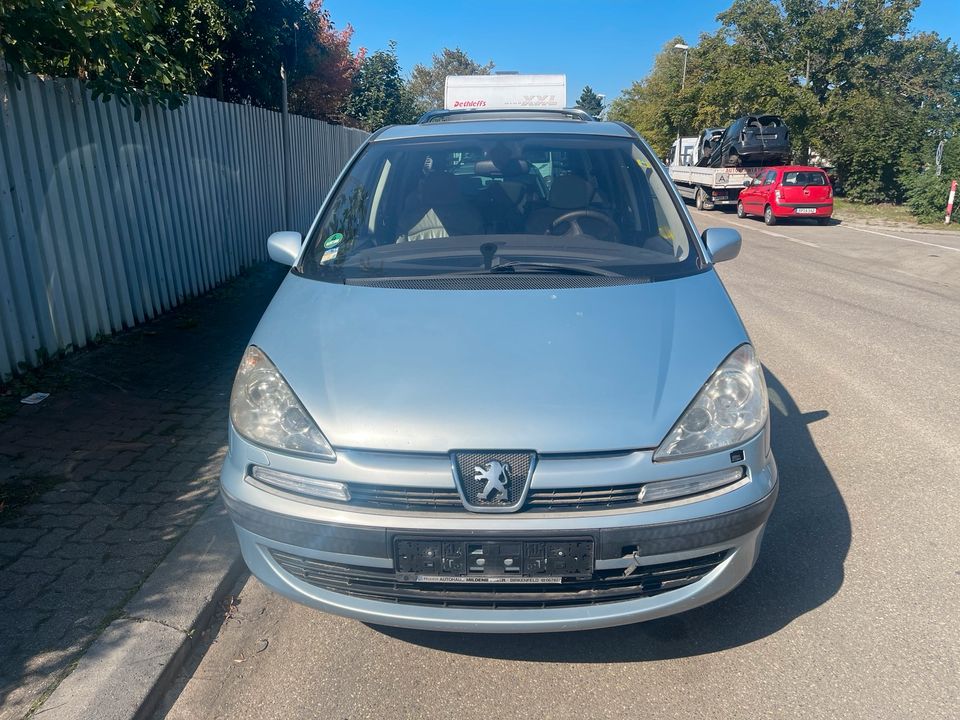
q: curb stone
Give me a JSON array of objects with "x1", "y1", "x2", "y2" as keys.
[{"x1": 33, "y1": 497, "x2": 244, "y2": 720}]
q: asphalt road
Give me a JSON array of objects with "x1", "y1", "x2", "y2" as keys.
[{"x1": 157, "y1": 213, "x2": 960, "y2": 720}]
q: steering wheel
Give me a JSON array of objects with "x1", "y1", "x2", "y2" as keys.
[{"x1": 549, "y1": 209, "x2": 619, "y2": 239}]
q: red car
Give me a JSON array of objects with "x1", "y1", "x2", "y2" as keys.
[{"x1": 737, "y1": 165, "x2": 833, "y2": 225}]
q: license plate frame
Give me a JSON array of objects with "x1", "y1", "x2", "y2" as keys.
[{"x1": 394, "y1": 536, "x2": 595, "y2": 582}]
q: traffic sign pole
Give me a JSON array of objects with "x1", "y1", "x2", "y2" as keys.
[{"x1": 946, "y1": 179, "x2": 957, "y2": 225}]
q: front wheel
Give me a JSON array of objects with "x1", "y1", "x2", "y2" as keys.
[
  {"x1": 764, "y1": 205, "x2": 777, "y2": 226},
  {"x1": 737, "y1": 201, "x2": 747, "y2": 218}
]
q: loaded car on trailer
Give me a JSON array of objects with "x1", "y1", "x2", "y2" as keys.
[
  {"x1": 708, "y1": 115, "x2": 791, "y2": 168},
  {"x1": 666, "y1": 135, "x2": 754, "y2": 210},
  {"x1": 222, "y1": 78, "x2": 778, "y2": 633}
]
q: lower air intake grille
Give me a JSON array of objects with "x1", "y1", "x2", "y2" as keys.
[
  {"x1": 348, "y1": 485, "x2": 465, "y2": 510},
  {"x1": 270, "y1": 550, "x2": 727, "y2": 609}
]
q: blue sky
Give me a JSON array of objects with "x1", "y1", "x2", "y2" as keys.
[{"x1": 323, "y1": 0, "x2": 959, "y2": 106}]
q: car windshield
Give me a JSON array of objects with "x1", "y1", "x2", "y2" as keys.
[
  {"x1": 782, "y1": 171, "x2": 828, "y2": 186},
  {"x1": 297, "y1": 133, "x2": 701, "y2": 282}
]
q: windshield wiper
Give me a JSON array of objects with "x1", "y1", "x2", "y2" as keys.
[{"x1": 482, "y1": 261, "x2": 623, "y2": 277}]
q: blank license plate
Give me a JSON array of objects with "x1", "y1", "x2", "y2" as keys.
[{"x1": 394, "y1": 538, "x2": 594, "y2": 581}]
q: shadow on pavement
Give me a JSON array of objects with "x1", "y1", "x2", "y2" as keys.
[
  {"x1": 377, "y1": 368, "x2": 850, "y2": 662},
  {"x1": 0, "y1": 263, "x2": 285, "y2": 716}
]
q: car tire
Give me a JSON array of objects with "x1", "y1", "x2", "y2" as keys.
[
  {"x1": 817, "y1": 217, "x2": 830, "y2": 226},
  {"x1": 737, "y1": 201, "x2": 746, "y2": 218},
  {"x1": 695, "y1": 188, "x2": 707, "y2": 211},
  {"x1": 764, "y1": 205, "x2": 777, "y2": 226}
]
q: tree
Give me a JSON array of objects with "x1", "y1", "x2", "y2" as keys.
[
  {"x1": 408, "y1": 47, "x2": 493, "y2": 111},
  {"x1": 609, "y1": 0, "x2": 960, "y2": 202},
  {"x1": 1, "y1": 0, "x2": 362, "y2": 121},
  {"x1": 347, "y1": 42, "x2": 418, "y2": 131},
  {"x1": 198, "y1": 0, "x2": 363, "y2": 121},
  {"x1": 607, "y1": 37, "x2": 701, "y2": 157},
  {"x1": 288, "y1": 1, "x2": 365, "y2": 123},
  {"x1": 818, "y1": 89, "x2": 922, "y2": 201},
  {"x1": 199, "y1": 0, "x2": 316, "y2": 111},
  {"x1": 0, "y1": 0, "x2": 229, "y2": 113},
  {"x1": 575, "y1": 86, "x2": 605, "y2": 117}
]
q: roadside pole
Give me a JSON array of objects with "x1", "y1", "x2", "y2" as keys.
[
  {"x1": 947, "y1": 179, "x2": 957, "y2": 225},
  {"x1": 281, "y1": 63, "x2": 292, "y2": 231}
]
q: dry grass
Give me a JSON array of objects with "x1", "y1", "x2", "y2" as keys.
[{"x1": 833, "y1": 198, "x2": 960, "y2": 232}]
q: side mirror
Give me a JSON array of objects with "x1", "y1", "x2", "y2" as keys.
[
  {"x1": 743, "y1": 179, "x2": 752, "y2": 187},
  {"x1": 702, "y1": 227, "x2": 741, "y2": 264},
  {"x1": 267, "y1": 231, "x2": 303, "y2": 266}
]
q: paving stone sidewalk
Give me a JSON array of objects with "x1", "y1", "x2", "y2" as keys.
[{"x1": 0, "y1": 262, "x2": 285, "y2": 719}]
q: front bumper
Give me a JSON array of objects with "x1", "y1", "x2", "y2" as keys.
[{"x1": 222, "y1": 432, "x2": 778, "y2": 633}]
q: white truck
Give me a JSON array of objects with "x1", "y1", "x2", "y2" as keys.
[
  {"x1": 444, "y1": 74, "x2": 567, "y2": 110},
  {"x1": 666, "y1": 133, "x2": 754, "y2": 211}
]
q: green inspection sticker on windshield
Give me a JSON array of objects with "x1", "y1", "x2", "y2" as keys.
[{"x1": 323, "y1": 232, "x2": 344, "y2": 249}]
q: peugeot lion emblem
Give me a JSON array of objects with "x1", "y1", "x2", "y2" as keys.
[
  {"x1": 451, "y1": 451, "x2": 535, "y2": 512},
  {"x1": 474, "y1": 460, "x2": 511, "y2": 502}
]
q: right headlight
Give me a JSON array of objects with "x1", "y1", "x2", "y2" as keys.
[
  {"x1": 655, "y1": 344, "x2": 768, "y2": 461},
  {"x1": 229, "y1": 346, "x2": 336, "y2": 460}
]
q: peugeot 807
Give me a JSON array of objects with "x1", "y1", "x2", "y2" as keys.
[{"x1": 221, "y1": 107, "x2": 778, "y2": 633}]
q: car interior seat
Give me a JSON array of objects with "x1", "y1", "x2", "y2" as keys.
[{"x1": 396, "y1": 171, "x2": 485, "y2": 242}]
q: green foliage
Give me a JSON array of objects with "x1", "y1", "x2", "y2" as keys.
[
  {"x1": 609, "y1": 0, "x2": 960, "y2": 204},
  {"x1": 287, "y1": 1, "x2": 363, "y2": 123},
  {"x1": 901, "y1": 137, "x2": 960, "y2": 222},
  {"x1": 347, "y1": 41, "x2": 417, "y2": 131},
  {"x1": 607, "y1": 37, "x2": 689, "y2": 157},
  {"x1": 817, "y1": 89, "x2": 922, "y2": 202},
  {"x1": 0, "y1": 0, "x2": 361, "y2": 121},
  {"x1": 0, "y1": 0, "x2": 228, "y2": 113},
  {"x1": 408, "y1": 47, "x2": 493, "y2": 111},
  {"x1": 901, "y1": 172, "x2": 953, "y2": 223},
  {"x1": 575, "y1": 86, "x2": 605, "y2": 117},
  {"x1": 195, "y1": 0, "x2": 306, "y2": 110}
]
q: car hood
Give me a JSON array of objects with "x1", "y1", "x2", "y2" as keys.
[{"x1": 250, "y1": 271, "x2": 748, "y2": 454}]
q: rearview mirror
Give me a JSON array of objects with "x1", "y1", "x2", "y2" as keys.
[
  {"x1": 701, "y1": 227, "x2": 741, "y2": 264},
  {"x1": 267, "y1": 231, "x2": 303, "y2": 266}
]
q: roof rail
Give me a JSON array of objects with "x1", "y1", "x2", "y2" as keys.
[
  {"x1": 610, "y1": 120, "x2": 641, "y2": 140},
  {"x1": 417, "y1": 108, "x2": 596, "y2": 124}
]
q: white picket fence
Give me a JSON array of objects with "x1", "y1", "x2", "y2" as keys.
[{"x1": 0, "y1": 70, "x2": 367, "y2": 378}]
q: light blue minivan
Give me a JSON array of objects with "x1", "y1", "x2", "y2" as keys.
[{"x1": 221, "y1": 108, "x2": 778, "y2": 633}]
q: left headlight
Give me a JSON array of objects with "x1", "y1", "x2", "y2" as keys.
[
  {"x1": 229, "y1": 346, "x2": 336, "y2": 460},
  {"x1": 655, "y1": 344, "x2": 768, "y2": 461}
]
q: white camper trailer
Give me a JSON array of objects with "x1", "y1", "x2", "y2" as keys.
[{"x1": 443, "y1": 74, "x2": 567, "y2": 111}]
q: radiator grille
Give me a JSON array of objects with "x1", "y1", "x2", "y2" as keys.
[{"x1": 345, "y1": 483, "x2": 644, "y2": 512}]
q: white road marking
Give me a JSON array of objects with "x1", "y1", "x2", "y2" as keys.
[
  {"x1": 693, "y1": 211, "x2": 820, "y2": 247},
  {"x1": 847, "y1": 226, "x2": 960, "y2": 253}
]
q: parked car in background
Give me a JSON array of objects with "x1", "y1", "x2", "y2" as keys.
[
  {"x1": 737, "y1": 166, "x2": 833, "y2": 225},
  {"x1": 709, "y1": 115, "x2": 791, "y2": 168}
]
